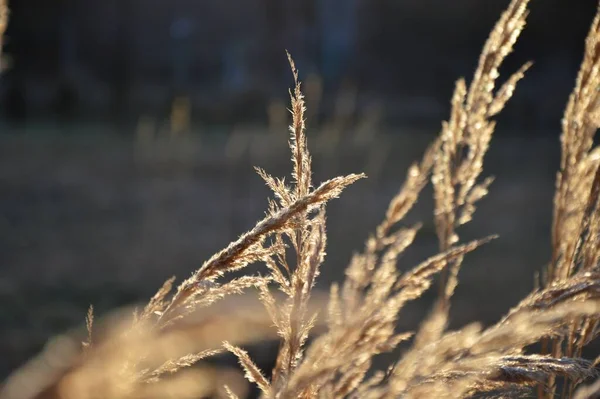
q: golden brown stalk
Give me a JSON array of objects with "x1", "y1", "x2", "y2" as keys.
[
  {"x1": 264, "y1": 56, "x2": 337, "y2": 393},
  {"x1": 404, "y1": 0, "x2": 533, "y2": 360},
  {"x1": 142, "y1": 276, "x2": 176, "y2": 320},
  {"x1": 382, "y1": 301, "x2": 600, "y2": 398},
  {"x1": 215, "y1": 54, "x2": 365, "y2": 396},
  {"x1": 551, "y1": 3, "x2": 600, "y2": 283},
  {"x1": 0, "y1": 292, "x2": 297, "y2": 399},
  {"x1": 433, "y1": 0, "x2": 531, "y2": 308},
  {"x1": 340, "y1": 140, "x2": 437, "y2": 329},
  {"x1": 497, "y1": 272, "x2": 600, "y2": 328},
  {"x1": 1, "y1": 316, "x2": 229, "y2": 399},
  {"x1": 159, "y1": 172, "x2": 363, "y2": 325},
  {"x1": 394, "y1": 236, "x2": 496, "y2": 291},
  {"x1": 273, "y1": 212, "x2": 325, "y2": 387},
  {"x1": 281, "y1": 125, "x2": 438, "y2": 398},
  {"x1": 283, "y1": 57, "x2": 317, "y2": 382},
  {"x1": 224, "y1": 385, "x2": 241, "y2": 399},
  {"x1": 286, "y1": 50, "x2": 312, "y2": 198},
  {"x1": 391, "y1": 282, "x2": 600, "y2": 398},
  {"x1": 144, "y1": 349, "x2": 224, "y2": 382},
  {"x1": 188, "y1": 276, "x2": 270, "y2": 309},
  {"x1": 490, "y1": 355, "x2": 595, "y2": 385},
  {"x1": 82, "y1": 305, "x2": 94, "y2": 354},
  {"x1": 223, "y1": 342, "x2": 271, "y2": 395},
  {"x1": 376, "y1": 141, "x2": 437, "y2": 238},
  {"x1": 278, "y1": 237, "x2": 494, "y2": 398},
  {"x1": 544, "y1": 3, "x2": 600, "y2": 396},
  {"x1": 404, "y1": 356, "x2": 595, "y2": 397}
]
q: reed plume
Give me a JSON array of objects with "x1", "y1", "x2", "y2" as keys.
[{"x1": 4, "y1": 0, "x2": 600, "y2": 398}]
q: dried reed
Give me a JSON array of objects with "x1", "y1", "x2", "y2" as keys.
[{"x1": 4, "y1": 0, "x2": 600, "y2": 398}]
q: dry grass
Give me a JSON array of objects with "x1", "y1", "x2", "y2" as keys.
[{"x1": 4, "y1": 0, "x2": 600, "y2": 398}]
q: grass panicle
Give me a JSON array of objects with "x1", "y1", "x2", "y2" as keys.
[{"x1": 4, "y1": 0, "x2": 600, "y2": 398}]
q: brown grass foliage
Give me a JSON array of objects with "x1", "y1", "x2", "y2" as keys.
[{"x1": 4, "y1": 0, "x2": 600, "y2": 397}]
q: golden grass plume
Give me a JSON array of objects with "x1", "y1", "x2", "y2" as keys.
[{"x1": 4, "y1": 0, "x2": 600, "y2": 398}]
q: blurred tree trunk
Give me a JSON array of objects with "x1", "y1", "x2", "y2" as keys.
[
  {"x1": 264, "y1": 0, "x2": 285, "y2": 89},
  {"x1": 318, "y1": 0, "x2": 358, "y2": 89},
  {"x1": 113, "y1": 0, "x2": 131, "y2": 131},
  {"x1": 3, "y1": 0, "x2": 27, "y2": 124},
  {"x1": 56, "y1": 0, "x2": 77, "y2": 122},
  {"x1": 306, "y1": 0, "x2": 320, "y2": 70}
]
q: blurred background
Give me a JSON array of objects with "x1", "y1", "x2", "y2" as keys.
[{"x1": 0, "y1": 0, "x2": 598, "y2": 389}]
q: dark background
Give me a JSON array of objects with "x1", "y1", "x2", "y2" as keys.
[
  {"x1": 1, "y1": 0, "x2": 596, "y2": 128},
  {"x1": 0, "y1": 0, "x2": 598, "y2": 391}
]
